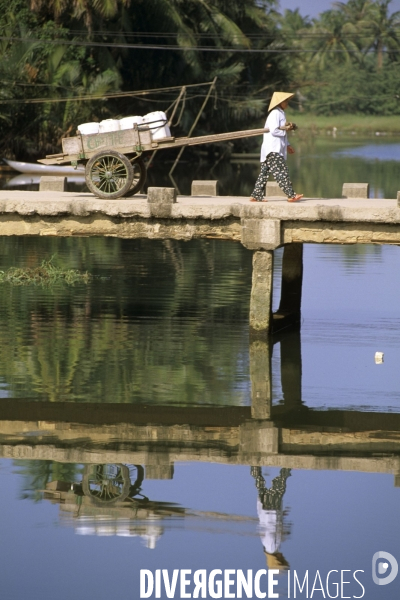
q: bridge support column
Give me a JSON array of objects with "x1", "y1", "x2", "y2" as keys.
[
  {"x1": 250, "y1": 339, "x2": 272, "y2": 420},
  {"x1": 280, "y1": 329, "x2": 302, "y2": 410},
  {"x1": 249, "y1": 250, "x2": 274, "y2": 333},
  {"x1": 274, "y1": 243, "x2": 303, "y2": 331}
]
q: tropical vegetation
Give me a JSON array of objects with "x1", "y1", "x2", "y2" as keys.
[{"x1": 0, "y1": 0, "x2": 400, "y2": 157}]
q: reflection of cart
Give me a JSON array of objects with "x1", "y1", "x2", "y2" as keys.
[
  {"x1": 38, "y1": 124, "x2": 272, "y2": 199},
  {"x1": 82, "y1": 464, "x2": 144, "y2": 505},
  {"x1": 43, "y1": 462, "x2": 258, "y2": 548},
  {"x1": 43, "y1": 463, "x2": 184, "y2": 548}
]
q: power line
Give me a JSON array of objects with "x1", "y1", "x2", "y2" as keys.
[
  {"x1": 5, "y1": 27, "x2": 400, "y2": 41},
  {"x1": 1, "y1": 34, "x2": 398, "y2": 53},
  {"x1": 0, "y1": 80, "x2": 218, "y2": 104}
]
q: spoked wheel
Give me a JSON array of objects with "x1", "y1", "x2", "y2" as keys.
[
  {"x1": 85, "y1": 150, "x2": 134, "y2": 199},
  {"x1": 82, "y1": 464, "x2": 131, "y2": 505},
  {"x1": 125, "y1": 157, "x2": 147, "y2": 197}
]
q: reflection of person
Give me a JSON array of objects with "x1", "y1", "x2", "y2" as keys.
[
  {"x1": 251, "y1": 466, "x2": 291, "y2": 570},
  {"x1": 250, "y1": 91, "x2": 303, "y2": 203}
]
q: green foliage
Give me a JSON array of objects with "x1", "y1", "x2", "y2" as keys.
[
  {"x1": 0, "y1": 0, "x2": 287, "y2": 157},
  {"x1": 0, "y1": 257, "x2": 91, "y2": 286},
  {"x1": 1, "y1": 0, "x2": 400, "y2": 154},
  {"x1": 303, "y1": 61, "x2": 400, "y2": 115},
  {"x1": 278, "y1": 0, "x2": 400, "y2": 115}
]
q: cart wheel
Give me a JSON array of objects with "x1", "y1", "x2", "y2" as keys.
[
  {"x1": 82, "y1": 464, "x2": 131, "y2": 505},
  {"x1": 85, "y1": 151, "x2": 134, "y2": 199},
  {"x1": 125, "y1": 157, "x2": 147, "y2": 197}
]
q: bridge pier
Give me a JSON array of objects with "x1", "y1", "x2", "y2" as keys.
[
  {"x1": 250, "y1": 339, "x2": 272, "y2": 420},
  {"x1": 274, "y1": 243, "x2": 303, "y2": 332},
  {"x1": 249, "y1": 243, "x2": 303, "y2": 335},
  {"x1": 280, "y1": 330, "x2": 303, "y2": 410},
  {"x1": 249, "y1": 250, "x2": 274, "y2": 333}
]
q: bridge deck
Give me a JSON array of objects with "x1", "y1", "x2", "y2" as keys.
[{"x1": 0, "y1": 190, "x2": 398, "y2": 248}]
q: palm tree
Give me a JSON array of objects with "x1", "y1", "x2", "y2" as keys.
[
  {"x1": 334, "y1": 0, "x2": 376, "y2": 62},
  {"x1": 30, "y1": 0, "x2": 132, "y2": 34},
  {"x1": 366, "y1": 0, "x2": 400, "y2": 69},
  {"x1": 334, "y1": 0, "x2": 400, "y2": 69},
  {"x1": 309, "y1": 9, "x2": 363, "y2": 69}
]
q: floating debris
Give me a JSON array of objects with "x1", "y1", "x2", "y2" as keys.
[
  {"x1": 375, "y1": 352, "x2": 384, "y2": 364},
  {"x1": 0, "y1": 258, "x2": 91, "y2": 286}
]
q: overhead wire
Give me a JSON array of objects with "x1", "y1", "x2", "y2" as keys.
[
  {"x1": 4, "y1": 27, "x2": 400, "y2": 40},
  {"x1": 0, "y1": 81, "x2": 216, "y2": 104},
  {"x1": 0, "y1": 34, "x2": 398, "y2": 53}
]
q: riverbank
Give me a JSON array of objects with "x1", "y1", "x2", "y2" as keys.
[{"x1": 286, "y1": 113, "x2": 400, "y2": 135}]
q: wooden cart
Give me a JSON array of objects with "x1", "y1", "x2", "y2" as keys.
[{"x1": 38, "y1": 124, "x2": 274, "y2": 199}]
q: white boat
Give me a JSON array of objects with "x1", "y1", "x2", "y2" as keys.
[
  {"x1": 4, "y1": 174, "x2": 86, "y2": 187},
  {"x1": 3, "y1": 158, "x2": 85, "y2": 176}
]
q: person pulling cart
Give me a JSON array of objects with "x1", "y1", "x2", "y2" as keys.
[{"x1": 250, "y1": 91, "x2": 303, "y2": 203}]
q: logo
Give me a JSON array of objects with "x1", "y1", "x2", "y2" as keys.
[{"x1": 372, "y1": 551, "x2": 398, "y2": 586}]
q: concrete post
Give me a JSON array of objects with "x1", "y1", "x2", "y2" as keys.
[
  {"x1": 278, "y1": 243, "x2": 303, "y2": 316},
  {"x1": 342, "y1": 183, "x2": 369, "y2": 198},
  {"x1": 191, "y1": 180, "x2": 219, "y2": 196},
  {"x1": 265, "y1": 181, "x2": 286, "y2": 198},
  {"x1": 147, "y1": 187, "x2": 177, "y2": 204},
  {"x1": 249, "y1": 250, "x2": 274, "y2": 333},
  {"x1": 250, "y1": 339, "x2": 272, "y2": 420},
  {"x1": 146, "y1": 464, "x2": 174, "y2": 479},
  {"x1": 39, "y1": 176, "x2": 67, "y2": 192},
  {"x1": 147, "y1": 187, "x2": 177, "y2": 218}
]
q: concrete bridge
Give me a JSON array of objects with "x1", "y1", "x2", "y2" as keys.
[{"x1": 0, "y1": 188, "x2": 399, "y2": 332}]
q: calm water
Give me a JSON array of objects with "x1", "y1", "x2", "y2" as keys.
[{"x1": 0, "y1": 138, "x2": 400, "y2": 599}]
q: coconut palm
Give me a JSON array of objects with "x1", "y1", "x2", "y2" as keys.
[
  {"x1": 309, "y1": 9, "x2": 363, "y2": 69},
  {"x1": 365, "y1": 0, "x2": 400, "y2": 69},
  {"x1": 30, "y1": 0, "x2": 132, "y2": 33}
]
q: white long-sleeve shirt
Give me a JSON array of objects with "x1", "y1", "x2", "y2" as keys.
[
  {"x1": 260, "y1": 107, "x2": 288, "y2": 162},
  {"x1": 257, "y1": 499, "x2": 282, "y2": 554}
]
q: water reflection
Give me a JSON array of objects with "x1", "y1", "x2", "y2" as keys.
[
  {"x1": 251, "y1": 466, "x2": 291, "y2": 570},
  {"x1": 42, "y1": 464, "x2": 180, "y2": 549},
  {"x1": 0, "y1": 237, "x2": 252, "y2": 405},
  {"x1": 4, "y1": 174, "x2": 86, "y2": 188},
  {"x1": 3, "y1": 323, "x2": 400, "y2": 475},
  {"x1": 1, "y1": 306, "x2": 400, "y2": 598}
]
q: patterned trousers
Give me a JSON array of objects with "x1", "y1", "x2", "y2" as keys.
[
  {"x1": 251, "y1": 467, "x2": 291, "y2": 511},
  {"x1": 251, "y1": 152, "x2": 295, "y2": 201}
]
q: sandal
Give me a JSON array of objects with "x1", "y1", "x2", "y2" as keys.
[
  {"x1": 287, "y1": 194, "x2": 303, "y2": 203},
  {"x1": 250, "y1": 197, "x2": 267, "y2": 202}
]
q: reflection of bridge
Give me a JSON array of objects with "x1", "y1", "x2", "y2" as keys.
[
  {"x1": 1, "y1": 403, "x2": 400, "y2": 479},
  {"x1": 1, "y1": 328, "x2": 400, "y2": 482}
]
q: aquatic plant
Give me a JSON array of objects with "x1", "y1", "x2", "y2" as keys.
[{"x1": 0, "y1": 257, "x2": 91, "y2": 286}]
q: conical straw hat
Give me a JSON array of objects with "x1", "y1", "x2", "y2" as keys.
[{"x1": 268, "y1": 91, "x2": 294, "y2": 112}]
